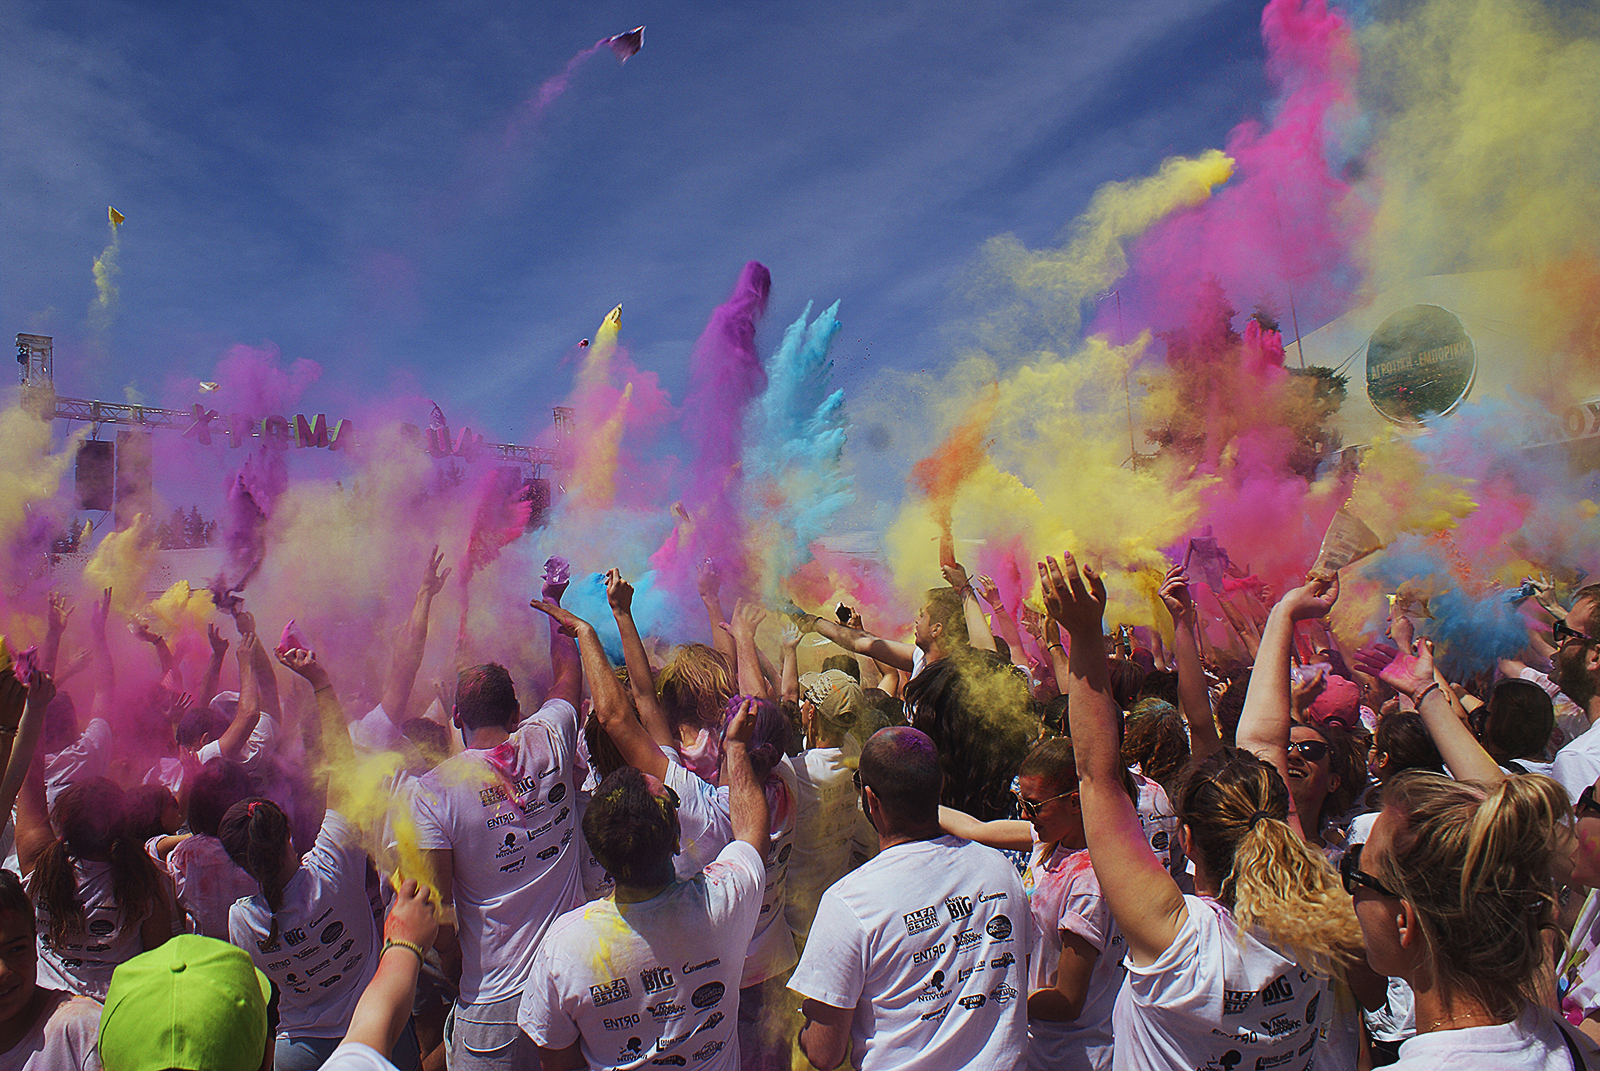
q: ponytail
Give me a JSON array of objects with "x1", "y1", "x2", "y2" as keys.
[
  {"x1": 218, "y1": 798, "x2": 295, "y2": 946},
  {"x1": 32, "y1": 839, "x2": 82, "y2": 948},
  {"x1": 1179, "y1": 749, "x2": 1363, "y2": 980},
  {"x1": 36, "y1": 778, "x2": 167, "y2": 948}
]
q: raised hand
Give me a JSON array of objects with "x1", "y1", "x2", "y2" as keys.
[
  {"x1": 696, "y1": 558, "x2": 721, "y2": 599},
  {"x1": 725, "y1": 696, "x2": 756, "y2": 748},
  {"x1": 779, "y1": 620, "x2": 802, "y2": 650},
  {"x1": 1379, "y1": 637, "x2": 1437, "y2": 699},
  {"x1": 540, "y1": 556, "x2": 571, "y2": 604},
  {"x1": 530, "y1": 598, "x2": 585, "y2": 638},
  {"x1": 1038, "y1": 552, "x2": 1107, "y2": 637},
  {"x1": 727, "y1": 599, "x2": 767, "y2": 639},
  {"x1": 277, "y1": 647, "x2": 329, "y2": 689},
  {"x1": 385, "y1": 877, "x2": 441, "y2": 946},
  {"x1": 24, "y1": 670, "x2": 57, "y2": 714},
  {"x1": 940, "y1": 561, "x2": 971, "y2": 593},
  {"x1": 422, "y1": 545, "x2": 451, "y2": 598},
  {"x1": 90, "y1": 589, "x2": 112, "y2": 640},
  {"x1": 1278, "y1": 573, "x2": 1340, "y2": 622},
  {"x1": 234, "y1": 610, "x2": 257, "y2": 637},
  {"x1": 1158, "y1": 564, "x2": 1196, "y2": 622},
  {"x1": 604, "y1": 568, "x2": 634, "y2": 614},
  {"x1": 130, "y1": 618, "x2": 162, "y2": 645},
  {"x1": 208, "y1": 623, "x2": 230, "y2": 657},
  {"x1": 974, "y1": 574, "x2": 1003, "y2": 609},
  {"x1": 46, "y1": 593, "x2": 71, "y2": 638}
]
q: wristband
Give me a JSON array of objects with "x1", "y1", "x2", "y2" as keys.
[
  {"x1": 1413, "y1": 683, "x2": 1440, "y2": 706},
  {"x1": 1046, "y1": 643, "x2": 1064, "y2": 653},
  {"x1": 381, "y1": 938, "x2": 427, "y2": 965},
  {"x1": 0, "y1": 725, "x2": 17, "y2": 737}
]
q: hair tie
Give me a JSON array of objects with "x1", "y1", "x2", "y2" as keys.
[
  {"x1": 1247, "y1": 810, "x2": 1274, "y2": 831},
  {"x1": 247, "y1": 801, "x2": 263, "y2": 817}
]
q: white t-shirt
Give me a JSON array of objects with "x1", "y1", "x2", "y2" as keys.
[
  {"x1": 661, "y1": 758, "x2": 798, "y2": 987},
  {"x1": 518, "y1": 839, "x2": 765, "y2": 1071},
  {"x1": 28, "y1": 859, "x2": 149, "y2": 1000},
  {"x1": 320, "y1": 1042, "x2": 398, "y2": 1071},
  {"x1": 1389, "y1": 1008, "x2": 1600, "y2": 1069},
  {"x1": 789, "y1": 835, "x2": 1031, "y2": 1071},
  {"x1": 410, "y1": 698, "x2": 582, "y2": 1005},
  {"x1": 0, "y1": 989, "x2": 101, "y2": 1071},
  {"x1": 783, "y1": 748, "x2": 875, "y2": 945},
  {"x1": 44, "y1": 719, "x2": 113, "y2": 811},
  {"x1": 229, "y1": 810, "x2": 379, "y2": 1039},
  {"x1": 349, "y1": 704, "x2": 405, "y2": 754},
  {"x1": 1023, "y1": 841, "x2": 1122, "y2": 1071},
  {"x1": 1552, "y1": 718, "x2": 1600, "y2": 803},
  {"x1": 168, "y1": 833, "x2": 258, "y2": 940},
  {"x1": 1113, "y1": 895, "x2": 1327, "y2": 1071},
  {"x1": 1133, "y1": 774, "x2": 1183, "y2": 877},
  {"x1": 196, "y1": 713, "x2": 280, "y2": 770}
]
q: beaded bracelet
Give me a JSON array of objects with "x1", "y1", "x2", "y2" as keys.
[{"x1": 381, "y1": 938, "x2": 426, "y2": 965}]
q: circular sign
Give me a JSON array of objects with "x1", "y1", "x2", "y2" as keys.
[{"x1": 1364, "y1": 304, "x2": 1476, "y2": 424}]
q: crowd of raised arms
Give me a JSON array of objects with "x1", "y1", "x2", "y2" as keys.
[{"x1": 0, "y1": 536, "x2": 1599, "y2": 1071}]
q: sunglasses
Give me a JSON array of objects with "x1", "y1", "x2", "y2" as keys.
[
  {"x1": 1287, "y1": 739, "x2": 1330, "y2": 763},
  {"x1": 1014, "y1": 789, "x2": 1076, "y2": 818},
  {"x1": 1555, "y1": 619, "x2": 1598, "y2": 647},
  {"x1": 1578, "y1": 785, "x2": 1600, "y2": 821},
  {"x1": 1340, "y1": 843, "x2": 1400, "y2": 899}
]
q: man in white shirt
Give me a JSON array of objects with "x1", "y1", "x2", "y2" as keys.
[
  {"x1": 518, "y1": 665, "x2": 770, "y2": 1071},
  {"x1": 790, "y1": 727, "x2": 1030, "y2": 1071},
  {"x1": 1547, "y1": 586, "x2": 1600, "y2": 799},
  {"x1": 411, "y1": 575, "x2": 582, "y2": 1071}
]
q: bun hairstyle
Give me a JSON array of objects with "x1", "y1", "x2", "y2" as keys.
[
  {"x1": 218, "y1": 798, "x2": 295, "y2": 947},
  {"x1": 34, "y1": 778, "x2": 168, "y2": 948},
  {"x1": 1176, "y1": 749, "x2": 1363, "y2": 980},
  {"x1": 722, "y1": 697, "x2": 787, "y2": 781},
  {"x1": 1375, "y1": 771, "x2": 1569, "y2": 1022}
]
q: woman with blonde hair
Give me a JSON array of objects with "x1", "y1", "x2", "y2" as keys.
[
  {"x1": 1353, "y1": 770, "x2": 1597, "y2": 1067},
  {"x1": 655, "y1": 643, "x2": 736, "y2": 782},
  {"x1": 1041, "y1": 552, "x2": 1364, "y2": 1070}
]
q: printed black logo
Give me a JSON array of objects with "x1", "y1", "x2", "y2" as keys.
[
  {"x1": 912, "y1": 942, "x2": 945, "y2": 965},
  {"x1": 536, "y1": 844, "x2": 560, "y2": 860},
  {"x1": 945, "y1": 896, "x2": 974, "y2": 921},
  {"x1": 529, "y1": 820, "x2": 555, "y2": 840},
  {"x1": 602, "y1": 1014, "x2": 640, "y2": 1031},
  {"x1": 903, "y1": 906, "x2": 939, "y2": 935},
  {"x1": 555, "y1": 806, "x2": 570, "y2": 824},
  {"x1": 342, "y1": 954, "x2": 362, "y2": 973},
  {"x1": 87, "y1": 919, "x2": 115, "y2": 937},
  {"x1": 320, "y1": 921, "x2": 344, "y2": 945},
  {"x1": 486, "y1": 813, "x2": 513, "y2": 829},
  {"x1": 647, "y1": 999, "x2": 685, "y2": 1021},
  {"x1": 989, "y1": 951, "x2": 1015, "y2": 970},
  {"x1": 1254, "y1": 1049, "x2": 1294, "y2": 1070},
  {"x1": 957, "y1": 964, "x2": 981, "y2": 984},
  {"x1": 1304, "y1": 992, "x2": 1319, "y2": 1024},
  {"x1": 316, "y1": 974, "x2": 343, "y2": 988},
  {"x1": 1151, "y1": 831, "x2": 1169, "y2": 851},
  {"x1": 306, "y1": 959, "x2": 333, "y2": 977},
  {"x1": 268, "y1": 958, "x2": 290, "y2": 971},
  {"x1": 692, "y1": 1011, "x2": 724, "y2": 1036},
  {"x1": 311, "y1": 907, "x2": 334, "y2": 928},
  {"x1": 549, "y1": 782, "x2": 568, "y2": 805},
  {"x1": 513, "y1": 775, "x2": 539, "y2": 796},
  {"x1": 333, "y1": 938, "x2": 355, "y2": 960},
  {"x1": 916, "y1": 970, "x2": 947, "y2": 1002},
  {"x1": 958, "y1": 994, "x2": 986, "y2": 1010},
  {"x1": 641, "y1": 966, "x2": 675, "y2": 994},
  {"x1": 1260, "y1": 974, "x2": 1294, "y2": 1007},
  {"x1": 987, "y1": 981, "x2": 1018, "y2": 1005},
  {"x1": 690, "y1": 982, "x2": 725, "y2": 1009},
  {"x1": 918, "y1": 1004, "x2": 950, "y2": 1023},
  {"x1": 591, "y1": 978, "x2": 630, "y2": 1006},
  {"x1": 692, "y1": 1039, "x2": 725, "y2": 1063},
  {"x1": 480, "y1": 786, "x2": 508, "y2": 806},
  {"x1": 618, "y1": 1038, "x2": 644, "y2": 1061},
  {"x1": 1258, "y1": 1014, "x2": 1301, "y2": 1039},
  {"x1": 500, "y1": 857, "x2": 526, "y2": 873},
  {"x1": 651, "y1": 1058, "x2": 687, "y2": 1067},
  {"x1": 777, "y1": 843, "x2": 793, "y2": 864},
  {"x1": 1223, "y1": 990, "x2": 1256, "y2": 1015},
  {"x1": 953, "y1": 929, "x2": 980, "y2": 951},
  {"x1": 295, "y1": 944, "x2": 322, "y2": 960},
  {"x1": 1299, "y1": 1034, "x2": 1317, "y2": 1055},
  {"x1": 282, "y1": 926, "x2": 308, "y2": 947},
  {"x1": 985, "y1": 915, "x2": 1012, "y2": 940},
  {"x1": 682, "y1": 957, "x2": 721, "y2": 974},
  {"x1": 977, "y1": 891, "x2": 1007, "y2": 903}
]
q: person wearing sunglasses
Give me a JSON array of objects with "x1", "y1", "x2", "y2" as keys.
[
  {"x1": 1349, "y1": 769, "x2": 1598, "y2": 1068},
  {"x1": 1550, "y1": 587, "x2": 1600, "y2": 804},
  {"x1": 937, "y1": 737, "x2": 1136, "y2": 1071}
]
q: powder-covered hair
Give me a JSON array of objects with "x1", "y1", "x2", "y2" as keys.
[
  {"x1": 1122, "y1": 699, "x2": 1190, "y2": 794},
  {"x1": 582, "y1": 767, "x2": 678, "y2": 886},
  {"x1": 657, "y1": 644, "x2": 735, "y2": 732},
  {"x1": 218, "y1": 798, "x2": 296, "y2": 947},
  {"x1": 1176, "y1": 748, "x2": 1364, "y2": 980},
  {"x1": 1375, "y1": 771, "x2": 1570, "y2": 1022}
]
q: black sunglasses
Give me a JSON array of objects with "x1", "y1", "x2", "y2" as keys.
[
  {"x1": 1555, "y1": 619, "x2": 1599, "y2": 647},
  {"x1": 1014, "y1": 789, "x2": 1076, "y2": 818},
  {"x1": 1287, "y1": 739, "x2": 1330, "y2": 763},
  {"x1": 1341, "y1": 843, "x2": 1400, "y2": 899},
  {"x1": 1578, "y1": 785, "x2": 1600, "y2": 821}
]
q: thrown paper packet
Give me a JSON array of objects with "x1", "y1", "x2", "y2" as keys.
[
  {"x1": 276, "y1": 619, "x2": 314, "y2": 658},
  {"x1": 1310, "y1": 510, "x2": 1382, "y2": 580},
  {"x1": 542, "y1": 556, "x2": 571, "y2": 586}
]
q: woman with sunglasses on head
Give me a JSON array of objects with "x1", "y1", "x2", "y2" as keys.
[
  {"x1": 1040, "y1": 553, "x2": 1365, "y2": 1071},
  {"x1": 940, "y1": 736, "x2": 1137, "y2": 1070}
]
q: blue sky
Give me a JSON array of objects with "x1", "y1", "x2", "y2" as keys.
[{"x1": 3, "y1": 0, "x2": 1273, "y2": 512}]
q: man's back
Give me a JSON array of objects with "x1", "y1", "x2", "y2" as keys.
[
  {"x1": 411, "y1": 697, "x2": 582, "y2": 1005},
  {"x1": 789, "y1": 834, "x2": 1030, "y2": 1071}
]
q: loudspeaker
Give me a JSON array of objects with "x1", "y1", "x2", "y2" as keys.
[
  {"x1": 115, "y1": 430, "x2": 154, "y2": 529},
  {"x1": 521, "y1": 477, "x2": 552, "y2": 529},
  {"x1": 75, "y1": 440, "x2": 114, "y2": 512}
]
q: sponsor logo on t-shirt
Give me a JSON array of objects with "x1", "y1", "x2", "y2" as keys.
[
  {"x1": 953, "y1": 929, "x2": 980, "y2": 951},
  {"x1": 1223, "y1": 990, "x2": 1255, "y2": 1015},
  {"x1": 985, "y1": 915, "x2": 1012, "y2": 940},
  {"x1": 527, "y1": 821, "x2": 554, "y2": 841},
  {"x1": 268, "y1": 958, "x2": 290, "y2": 971},
  {"x1": 777, "y1": 843, "x2": 793, "y2": 864},
  {"x1": 306, "y1": 959, "x2": 333, "y2": 977},
  {"x1": 987, "y1": 981, "x2": 1017, "y2": 1006},
  {"x1": 1213, "y1": 1027, "x2": 1260, "y2": 1044},
  {"x1": 682, "y1": 957, "x2": 721, "y2": 974},
  {"x1": 692, "y1": 1039, "x2": 725, "y2": 1063},
  {"x1": 641, "y1": 966, "x2": 675, "y2": 994},
  {"x1": 988, "y1": 951, "x2": 1014, "y2": 970},
  {"x1": 497, "y1": 834, "x2": 525, "y2": 857},
  {"x1": 317, "y1": 974, "x2": 343, "y2": 988},
  {"x1": 1151, "y1": 831, "x2": 1169, "y2": 850},
  {"x1": 1258, "y1": 1014, "x2": 1301, "y2": 1039},
  {"x1": 1299, "y1": 1034, "x2": 1317, "y2": 1056},
  {"x1": 944, "y1": 896, "x2": 973, "y2": 921},
  {"x1": 536, "y1": 844, "x2": 560, "y2": 861},
  {"x1": 647, "y1": 999, "x2": 685, "y2": 1021},
  {"x1": 1259, "y1": 974, "x2": 1294, "y2": 1007},
  {"x1": 602, "y1": 1014, "x2": 640, "y2": 1031},
  {"x1": 692, "y1": 1011, "x2": 724, "y2": 1036},
  {"x1": 1254, "y1": 1048, "x2": 1294, "y2": 1070},
  {"x1": 591, "y1": 978, "x2": 631, "y2": 1006},
  {"x1": 915, "y1": 970, "x2": 947, "y2": 1002},
  {"x1": 650, "y1": 1058, "x2": 686, "y2": 1067},
  {"x1": 1304, "y1": 992, "x2": 1319, "y2": 1024},
  {"x1": 80, "y1": 919, "x2": 109, "y2": 937},
  {"x1": 977, "y1": 891, "x2": 1007, "y2": 903},
  {"x1": 958, "y1": 994, "x2": 986, "y2": 1010},
  {"x1": 912, "y1": 942, "x2": 945, "y2": 965},
  {"x1": 342, "y1": 954, "x2": 362, "y2": 973},
  {"x1": 320, "y1": 921, "x2": 344, "y2": 945},
  {"x1": 918, "y1": 1004, "x2": 949, "y2": 1023},
  {"x1": 548, "y1": 782, "x2": 568, "y2": 805},
  {"x1": 956, "y1": 964, "x2": 983, "y2": 985},
  {"x1": 500, "y1": 857, "x2": 526, "y2": 874},
  {"x1": 295, "y1": 944, "x2": 322, "y2": 960},
  {"x1": 690, "y1": 982, "x2": 725, "y2": 1009},
  {"x1": 333, "y1": 938, "x2": 355, "y2": 960},
  {"x1": 480, "y1": 785, "x2": 509, "y2": 806},
  {"x1": 513, "y1": 775, "x2": 540, "y2": 796},
  {"x1": 282, "y1": 926, "x2": 308, "y2": 947},
  {"x1": 618, "y1": 1037, "x2": 646, "y2": 1061},
  {"x1": 903, "y1": 906, "x2": 939, "y2": 935},
  {"x1": 486, "y1": 813, "x2": 513, "y2": 829},
  {"x1": 311, "y1": 907, "x2": 334, "y2": 928}
]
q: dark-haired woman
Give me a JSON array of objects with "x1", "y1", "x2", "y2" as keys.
[
  {"x1": 221, "y1": 647, "x2": 419, "y2": 1071},
  {"x1": 1042, "y1": 554, "x2": 1363, "y2": 1070}
]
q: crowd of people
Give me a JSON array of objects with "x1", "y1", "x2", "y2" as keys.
[{"x1": 0, "y1": 530, "x2": 1597, "y2": 1071}]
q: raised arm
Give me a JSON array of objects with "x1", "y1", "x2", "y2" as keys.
[
  {"x1": 14, "y1": 674, "x2": 55, "y2": 879},
  {"x1": 533, "y1": 599, "x2": 667, "y2": 783},
  {"x1": 605, "y1": 569, "x2": 673, "y2": 748},
  {"x1": 89, "y1": 588, "x2": 114, "y2": 718},
  {"x1": 778, "y1": 620, "x2": 801, "y2": 703},
  {"x1": 235, "y1": 609, "x2": 282, "y2": 718},
  {"x1": 723, "y1": 698, "x2": 770, "y2": 861},
  {"x1": 542, "y1": 571, "x2": 581, "y2": 712},
  {"x1": 1378, "y1": 638, "x2": 1504, "y2": 785},
  {"x1": 380, "y1": 546, "x2": 450, "y2": 723},
  {"x1": 131, "y1": 618, "x2": 180, "y2": 690},
  {"x1": 1234, "y1": 574, "x2": 1340, "y2": 841},
  {"x1": 937, "y1": 804, "x2": 1033, "y2": 852},
  {"x1": 942, "y1": 561, "x2": 997, "y2": 653},
  {"x1": 200, "y1": 624, "x2": 229, "y2": 706},
  {"x1": 1042, "y1": 552, "x2": 1187, "y2": 967},
  {"x1": 697, "y1": 560, "x2": 739, "y2": 666},
  {"x1": 41, "y1": 593, "x2": 70, "y2": 677},
  {"x1": 801, "y1": 613, "x2": 915, "y2": 673},
  {"x1": 0, "y1": 670, "x2": 48, "y2": 827},
  {"x1": 723, "y1": 600, "x2": 772, "y2": 700},
  {"x1": 215, "y1": 630, "x2": 265, "y2": 762},
  {"x1": 278, "y1": 647, "x2": 351, "y2": 820},
  {"x1": 343, "y1": 878, "x2": 440, "y2": 1057},
  {"x1": 976, "y1": 575, "x2": 1029, "y2": 669},
  {"x1": 1159, "y1": 565, "x2": 1221, "y2": 763}
]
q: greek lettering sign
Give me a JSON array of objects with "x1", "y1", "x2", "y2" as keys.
[{"x1": 1364, "y1": 304, "x2": 1476, "y2": 424}]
